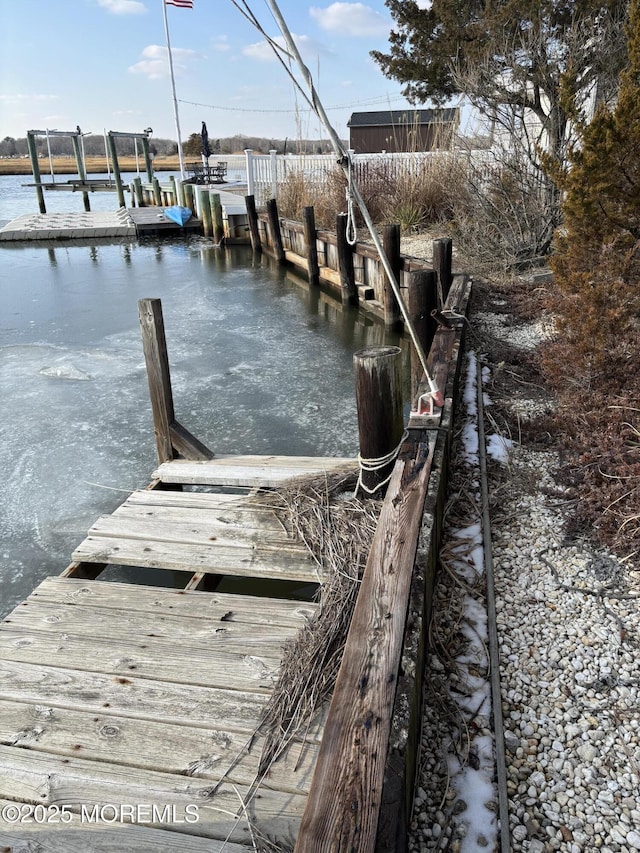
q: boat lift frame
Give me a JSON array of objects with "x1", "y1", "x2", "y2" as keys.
[{"x1": 26, "y1": 128, "x2": 154, "y2": 213}]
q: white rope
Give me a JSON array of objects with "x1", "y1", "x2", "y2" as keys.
[
  {"x1": 354, "y1": 429, "x2": 409, "y2": 497},
  {"x1": 345, "y1": 157, "x2": 357, "y2": 246}
]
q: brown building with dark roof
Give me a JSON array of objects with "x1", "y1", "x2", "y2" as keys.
[{"x1": 347, "y1": 108, "x2": 459, "y2": 153}]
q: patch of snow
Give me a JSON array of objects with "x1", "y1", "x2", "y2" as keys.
[{"x1": 39, "y1": 363, "x2": 92, "y2": 381}]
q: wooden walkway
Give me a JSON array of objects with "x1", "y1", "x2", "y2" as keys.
[
  {"x1": 0, "y1": 455, "x2": 355, "y2": 851},
  {"x1": 0, "y1": 270, "x2": 470, "y2": 851}
]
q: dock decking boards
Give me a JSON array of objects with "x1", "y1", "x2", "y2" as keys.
[
  {"x1": 72, "y1": 457, "x2": 356, "y2": 583},
  {"x1": 0, "y1": 454, "x2": 359, "y2": 849},
  {"x1": 0, "y1": 578, "x2": 319, "y2": 850}
]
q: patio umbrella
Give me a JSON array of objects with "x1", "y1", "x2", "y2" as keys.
[{"x1": 201, "y1": 122, "x2": 212, "y2": 160}]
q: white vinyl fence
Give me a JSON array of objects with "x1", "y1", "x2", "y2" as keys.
[{"x1": 205, "y1": 149, "x2": 496, "y2": 207}]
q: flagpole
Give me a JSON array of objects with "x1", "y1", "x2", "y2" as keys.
[{"x1": 162, "y1": 0, "x2": 187, "y2": 179}]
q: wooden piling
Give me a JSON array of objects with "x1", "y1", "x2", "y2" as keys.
[
  {"x1": 106, "y1": 133, "x2": 126, "y2": 208},
  {"x1": 433, "y1": 238, "x2": 453, "y2": 307},
  {"x1": 245, "y1": 194, "x2": 262, "y2": 252},
  {"x1": 408, "y1": 270, "x2": 437, "y2": 408},
  {"x1": 27, "y1": 132, "x2": 45, "y2": 214},
  {"x1": 169, "y1": 176, "x2": 178, "y2": 207},
  {"x1": 71, "y1": 134, "x2": 90, "y2": 212},
  {"x1": 353, "y1": 346, "x2": 404, "y2": 495},
  {"x1": 132, "y1": 177, "x2": 144, "y2": 207},
  {"x1": 382, "y1": 223, "x2": 402, "y2": 329},
  {"x1": 175, "y1": 178, "x2": 186, "y2": 208},
  {"x1": 199, "y1": 188, "x2": 213, "y2": 238},
  {"x1": 138, "y1": 299, "x2": 176, "y2": 465},
  {"x1": 141, "y1": 136, "x2": 154, "y2": 183},
  {"x1": 303, "y1": 206, "x2": 320, "y2": 288},
  {"x1": 183, "y1": 183, "x2": 196, "y2": 216},
  {"x1": 337, "y1": 213, "x2": 358, "y2": 306},
  {"x1": 152, "y1": 176, "x2": 162, "y2": 207},
  {"x1": 266, "y1": 198, "x2": 285, "y2": 263},
  {"x1": 210, "y1": 193, "x2": 225, "y2": 244},
  {"x1": 138, "y1": 298, "x2": 213, "y2": 464}
]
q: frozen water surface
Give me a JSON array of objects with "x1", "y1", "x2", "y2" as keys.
[{"x1": 1, "y1": 231, "x2": 401, "y2": 617}]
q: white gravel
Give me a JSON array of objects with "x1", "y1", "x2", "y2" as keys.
[{"x1": 407, "y1": 280, "x2": 640, "y2": 853}]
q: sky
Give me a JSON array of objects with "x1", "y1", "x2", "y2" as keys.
[{"x1": 0, "y1": 0, "x2": 438, "y2": 145}]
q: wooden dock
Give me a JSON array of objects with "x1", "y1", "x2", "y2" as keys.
[
  {"x1": 0, "y1": 269, "x2": 470, "y2": 851},
  {"x1": 0, "y1": 455, "x2": 355, "y2": 852}
]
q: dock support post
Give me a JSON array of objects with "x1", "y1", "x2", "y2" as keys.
[
  {"x1": 107, "y1": 132, "x2": 126, "y2": 208},
  {"x1": 433, "y1": 238, "x2": 453, "y2": 307},
  {"x1": 169, "y1": 175, "x2": 179, "y2": 207},
  {"x1": 72, "y1": 134, "x2": 90, "y2": 211},
  {"x1": 408, "y1": 270, "x2": 437, "y2": 408},
  {"x1": 141, "y1": 136, "x2": 154, "y2": 183},
  {"x1": 27, "y1": 131, "x2": 46, "y2": 214},
  {"x1": 132, "y1": 177, "x2": 144, "y2": 207},
  {"x1": 245, "y1": 195, "x2": 262, "y2": 252},
  {"x1": 175, "y1": 178, "x2": 186, "y2": 208},
  {"x1": 138, "y1": 298, "x2": 214, "y2": 464},
  {"x1": 183, "y1": 183, "x2": 196, "y2": 216},
  {"x1": 266, "y1": 198, "x2": 285, "y2": 263},
  {"x1": 131, "y1": 178, "x2": 145, "y2": 207},
  {"x1": 152, "y1": 176, "x2": 162, "y2": 207},
  {"x1": 138, "y1": 299, "x2": 176, "y2": 464},
  {"x1": 337, "y1": 212, "x2": 358, "y2": 306},
  {"x1": 200, "y1": 188, "x2": 213, "y2": 238},
  {"x1": 383, "y1": 223, "x2": 402, "y2": 329},
  {"x1": 353, "y1": 346, "x2": 404, "y2": 495},
  {"x1": 303, "y1": 205, "x2": 320, "y2": 288},
  {"x1": 210, "y1": 193, "x2": 225, "y2": 244}
]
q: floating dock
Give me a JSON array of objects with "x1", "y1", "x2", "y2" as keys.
[{"x1": 0, "y1": 189, "x2": 247, "y2": 242}]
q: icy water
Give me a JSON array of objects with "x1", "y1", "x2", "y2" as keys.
[{"x1": 0, "y1": 176, "x2": 401, "y2": 617}]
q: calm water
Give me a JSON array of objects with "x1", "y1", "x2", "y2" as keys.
[{"x1": 0, "y1": 174, "x2": 401, "y2": 617}]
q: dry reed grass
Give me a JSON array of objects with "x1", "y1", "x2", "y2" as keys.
[
  {"x1": 276, "y1": 167, "x2": 347, "y2": 228},
  {"x1": 252, "y1": 468, "x2": 381, "y2": 773},
  {"x1": 211, "y1": 469, "x2": 381, "y2": 852},
  {"x1": 276, "y1": 153, "x2": 468, "y2": 234}
]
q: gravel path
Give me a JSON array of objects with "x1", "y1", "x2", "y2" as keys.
[{"x1": 400, "y1": 242, "x2": 640, "y2": 853}]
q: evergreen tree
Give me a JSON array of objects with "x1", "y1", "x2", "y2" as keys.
[
  {"x1": 372, "y1": 0, "x2": 629, "y2": 165},
  {"x1": 546, "y1": 0, "x2": 640, "y2": 393}
]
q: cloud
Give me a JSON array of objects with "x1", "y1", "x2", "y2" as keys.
[
  {"x1": 309, "y1": 3, "x2": 390, "y2": 37},
  {"x1": 0, "y1": 93, "x2": 59, "y2": 102},
  {"x1": 97, "y1": 0, "x2": 146, "y2": 14},
  {"x1": 242, "y1": 33, "x2": 328, "y2": 63},
  {"x1": 212, "y1": 36, "x2": 231, "y2": 53},
  {"x1": 128, "y1": 44, "x2": 201, "y2": 79}
]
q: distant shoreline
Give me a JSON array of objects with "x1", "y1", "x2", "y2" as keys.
[{"x1": 0, "y1": 156, "x2": 195, "y2": 176}]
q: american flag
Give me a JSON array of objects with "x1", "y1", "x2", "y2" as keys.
[{"x1": 165, "y1": 0, "x2": 193, "y2": 7}]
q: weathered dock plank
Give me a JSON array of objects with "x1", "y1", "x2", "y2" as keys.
[
  {"x1": 153, "y1": 455, "x2": 356, "y2": 487},
  {"x1": 0, "y1": 746, "x2": 305, "y2": 843},
  {"x1": 85, "y1": 512, "x2": 307, "y2": 553},
  {"x1": 0, "y1": 660, "x2": 269, "y2": 731},
  {"x1": 296, "y1": 433, "x2": 436, "y2": 851},
  {"x1": 0, "y1": 626, "x2": 282, "y2": 691},
  {"x1": 0, "y1": 799, "x2": 250, "y2": 853},
  {"x1": 0, "y1": 577, "x2": 322, "y2": 848},
  {"x1": 0, "y1": 698, "x2": 318, "y2": 794},
  {"x1": 28, "y1": 576, "x2": 316, "y2": 628},
  {"x1": 72, "y1": 534, "x2": 320, "y2": 582},
  {"x1": 115, "y1": 489, "x2": 290, "y2": 536},
  {"x1": 4, "y1": 600, "x2": 307, "y2": 654}
]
